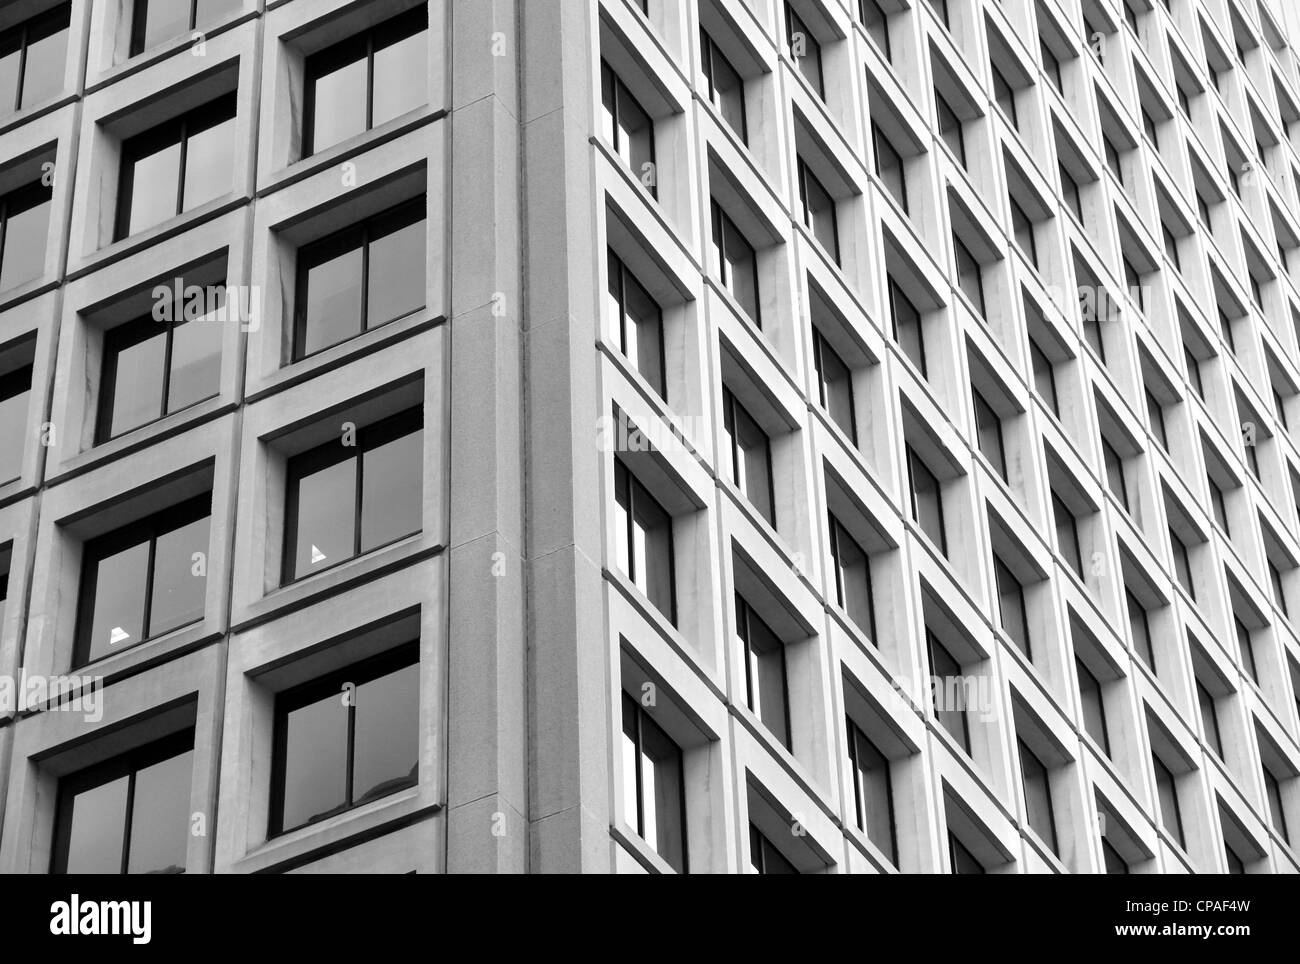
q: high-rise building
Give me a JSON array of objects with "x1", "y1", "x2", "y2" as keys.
[{"x1": 0, "y1": 0, "x2": 1297, "y2": 874}]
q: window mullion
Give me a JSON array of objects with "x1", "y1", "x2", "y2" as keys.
[
  {"x1": 121, "y1": 770, "x2": 137, "y2": 875},
  {"x1": 175, "y1": 119, "x2": 189, "y2": 218},
  {"x1": 345, "y1": 699, "x2": 357, "y2": 808},
  {"x1": 141, "y1": 529, "x2": 158, "y2": 639},
  {"x1": 353, "y1": 442, "x2": 365, "y2": 558},
  {"x1": 632, "y1": 704, "x2": 645, "y2": 837}
]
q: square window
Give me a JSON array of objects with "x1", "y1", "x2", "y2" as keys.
[
  {"x1": 0, "y1": 4, "x2": 70, "y2": 114},
  {"x1": 0, "y1": 179, "x2": 52, "y2": 291}
]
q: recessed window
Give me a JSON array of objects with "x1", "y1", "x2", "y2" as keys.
[
  {"x1": 292, "y1": 198, "x2": 426, "y2": 360},
  {"x1": 1102, "y1": 835, "x2": 1129, "y2": 873},
  {"x1": 1262, "y1": 764, "x2": 1290, "y2": 843},
  {"x1": 1076, "y1": 657, "x2": 1109, "y2": 755},
  {"x1": 1268, "y1": 558, "x2": 1288, "y2": 617},
  {"x1": 1010, "y1": 197, "x2": 1037, "y2": 267},
  {"x1": 601, "y1": 61, "x2": 656, "y2": 197},
  {"x1": 115, "y1": 94, "x2": 237, "y2": 241},
  {"x1": 1145, "y1": 388, "x2": 1168, "y2": 450},
  {"x1": 130, "y1": 0, "x2": 241, "y2": 56},
  {"x1": 614, "y1": 459, "x2": 675, "y2": 623},
  {"x1": 710, "y1": 200, "x2": 760, "y2": 326},
  {"x1": 0, "y1": 360, "x2": 33, "y2": 484},
  {"x1": 889, "y1": 277, "x2": 925, "y2": 376},
  {"x1": 302, "y1": 6, "x2": 427, "y2": 157},
  {"x1": 860, "y1": 0, "x2": 890, "y2": 61},
  {"x1": 1208, "y1": 474, "x2": 1229, "y2": 534},
  {"x1": 907, "y1": 446, "x2": 946, "y2": 556},
  {"x1": 1127, "y1": 589, "x2": 1155, "y2": 672},
  {"x1": 722, "y1": 388, "x2": 775, "y2": 526},
  {"x1": 872, "y1": 123, "x2": 908, "y2": 213},
  {"x1": 784, "y1": 3, "x2": 823, "y2": 98},
  {"x1": 1234, "y1": 616, "x2": 1258, "y2": 682},
  {"x1": 606, "y1": 251, "x2": 665, "y2": 399},
  {"x1": 1183, "y1": 343, "x2": 1204, "y2": 398},
  {"x1": 846, "y1": 717, "x2": 896, "y2": 863},
  {"x1": 1196, "y1": 678, "x2": 1222, "y2": 758},
  {"x1": 994, "y1": 556, "x2": 1030, "y2": 658},
  {"x1": 797, "y1": 159, "x2": 838, "y2": 264},
  {"x1": 992, "y1": 62, "x2": 1017, "y2": 128},
  {"x1": 927, "y1": 631, "x2": 970, "y2": 752},
  {"x1": 1058, "y1": 163, "x2": 1082, "y2": 221},
  {"x1": 0, "y1": 180, "x2": 52, "y2": 290},
  {"x1": 700, "y1": 29, "x2": 746, "y2": 142},
  {"x1": 283, "y1": 408, "x2": 423, "y2": 583},
  {"x1": 621, "y1": 692, "x2": 686, "y2": 872},
  {"x1": 1040, "y1": 39, "x2": 1062, "y2": 93},
  {"x1": 1169, "y1": 526, "x2": 1194, "y2": 599},
  {"x1": 1162, "y1": 223, "x2": 1181, "y2": 272},
  {"x1": 1219, "y1": 307, "x2": 1236, "y2": 353},
  {"x1": 973, "y1": 388, "x2": 1006, "y2": 480},
  {"x1": 1051, "y1": 492, "x2": 1082, "y2": 577},
  {"x1": 74, "y1": 495, "x2": 211, "y2": 667},
  {"x1": 1140, "y1": 106, "x2": 1159, "y2": 151},
  {"x1": 51, "y1": 731, "x2": 194, "y2": 874},
  {"x1": 97, "y1": 300, "x2": 223, "y2": 443},
  {"x1": 749, "y1": 823, "x2": 798, "y2": 873},
  {"x1": 271, "y1": 645, "x2": 419, "y2": 835},
  {"x1": 1153, "y1": 754, "x2": 1185, "y2": 848},
  {"x1": 953, "y1": 234, "x2": 985, "y2": 318},
  {"x1": 736, "y1": 594, "x2": 791, "y2": 748},
  {"x1": 1102, "y1": 437, "x2": 1128, "y2": 510},
  {"x1": 1018, "y1": 738, "x2": 1058, "y2": 853},
  {"x1": 0, "y1": 4, "x2": 70, "y2": 114},
  {"x1": 812, "y1": 329, "x2": 855, "y2": 442},
  {"x1": 1030, "y1": 339, "x2": 1059, "y2": 417},
  {"x1": 829, "y1": 513, "x2": 874, "y2": 640},
  {"x1": 948, "y1": 830, "x2": 984, "y2": 873},
  {"x1": 935, "y1": 91, "x2": 965, "y2": 166},
  {"x1": 1103, "y1": 134, "x2": 1123, "y2": 182}
]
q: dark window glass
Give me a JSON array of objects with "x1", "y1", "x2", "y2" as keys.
[
  {"x1": 1196, "y1": 680, "x2": 1222, "y2": 758},
  {"x1": 1170, "y1": 527, "x2": 1194, "y2": 599},
  {"x1": 0, "y1": 180, "x2": 52, "y2": 290},
  {"x1": 1019, "y1": 738, "x2": 1057, "y2": 853},
  {"x1": 303, "y1": 7, "x2": 427, "y2": 156},
  {"x1": 785, "y1": 3, "x2": 823, "y2": 97},
  {"x1": 928, "y1": 631, "x2": 970, "y2": 752},
  {"x1": 1184, "y1": 344, "x2": 1203, "y2": 398},
  {"x1": 737, "y1": 595, "x2": 791, "y2": 749},
  {"x1": 798, "y1": 160, "x2": 838, "y2": 263},
  {"x1": 907, "y1": 446, "x2": 946, "y2": 555},
  {"x1": 890, "y1": 278, "x2": 925, "y2": 376},
  {"x1": 872, "y1": 123, "x2": 908, "y2": 213},
  {"x1": 0, "y1": 5, "x2": 69, "y2": 113},
  {"x1": 606, "y1": 251, "x2": 665, "y2": 399},
  {"x1": 700, "y1": 30, "x2": 746, "y2": 141},
  {"x1": 723, "y1": 388, "x2": 775, "y2": 526},
  {"x1": 1010, "y1": 198, "x2": 1037, "y2": 267},
  {"x1": 1059, "y1": 163, "x2": 1082, "y2": 221},
  {"x1": 861, "y1": 0, "x2": 891, "y2": 60},
  {"x1": 1196, "y1": 192, "x2": 1212, "y2": 229},
  {"x1": 1102, "y1": 437, "x2": 1128, "y2": 509},
  {"x1": 1104, "y1": 135, "x2": 1123, "y2": 182},
  {"x1": 1040, "y1": 39, "x2": 1062, "y2": 93},
  {"x1": 52, "y1": 731, "x2": 193, "y2": 874},
  {"x1": 131, "y1": 0, "x2": 240, "y2": 55},
  {"x1": 948, "y1": 831, "x2": 983, "y2": 873},
  {"x1": 1269, "y1": 559, "x2": 1287, "y2": 616},
  {"x1": 0, "y1": 362, "x2": 32, "y2": 483},
  {"x1": 936, "y1": 91, "x2": 965, "y2": 165},
  {"x1": 1209, "y1": 476, "x2": 1229, "y2": 534},
  {"x1": 1077, "y1": 657, "x2": 1109, "y2": 755},
  {"x1": 953, "y1": 234, "x2": 985, "y2": 317},
  {"x1": 973, "y1": 389, "x2": 1006, "y2": 480},
  {"x1": 928, "y1": 0, "x2": 950, "y2": 29},
  {"x1": 621, "y1": 692, "x2": 687, "y2": 872},
  {"x1": 284, "y1": 408, "x2": 423, "y2": 582},
  {"x1": 74, "y1": 495, "x2": 211, "y2": 667},
  {"x1": 1141, "y1": 106, "x2": 1159, "y2": 150},
  {"x1": 601, "y1": 61, "x2": 656, "y2": 198},
  {"x1": 116, "y1": 94, "x2": 237, "y2": 240},
  {"x1": 992, "y1": 62, "x2": 1017, "y2": 127},
  {"x1": 1031, "y1": 339, "x2": 1058, "y2": 416},
  {"x1": 1163, "y1": 224, "x2": 1181, "y2": 271},
  {"x1": 271, "y1": 645, "x2": 419, "y2": 835},
  {"x1": 293, "y1": 198, "x2": 426, "y2": 359},
  {"x1": 1128, "y1": 589, "x2": 1155, "y2": 671},
  {"x1": 1102, "y1": 835, "x2": 1129, "y2": 873},
  {"x1": 1224, "y1": 841, "x2": 1245, "y2": 874},
  {"x1": 614, "y1": 460, "x2": 675, "y2": 623},
  {"x1": 750, "y1": 823, "x2": 798, "y2": 873},
  {"x1": 995, "y1": 556, "x2": 1030, "y2": 658},
  {"x1": 98, "y1": 299, "x2": 223, "y2": 442},
  {"x1": 847, "y1": 717, "x2": 896, "y2": 863},
  {"x1": 1153, "y1": 755, "x2": 1185, "y2": 848},
  {"x1": 1263, "y1": 766, "x2": 1289, "y2": 843},
  {"x1": 1146, "y1": 389, "x2": 1167, "y2": 449},
  {"x1": 1122, "y1": 256, "x2": 1144, "y2": 313},
  {"x1": 1235, "y1": 617, "x2": 1257, "y2": 681},
  {"x1": 813, "y1": 330, "x2": 856, "y2": 442},
  {"x1": 711, "y1": 200, "x2": 760, "y2": 326},
  {"x1": 1051, "y1": 492, "x2": 1082, "y2": 576},
  {"x1": 829, "y1": 513, "x2": 874, "y2": 640}
]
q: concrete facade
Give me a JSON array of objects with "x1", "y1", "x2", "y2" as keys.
[{"x1": 0, "y1": 0, "x2": 1297, "y2": 873}]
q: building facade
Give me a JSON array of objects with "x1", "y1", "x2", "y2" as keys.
[{"x1": 0, "y1": 0, "x2": 1297, "y2": 874}]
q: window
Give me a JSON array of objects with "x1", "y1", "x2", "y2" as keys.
[
  {"x1": 74, "y1": 496, "x2": 210, "y2": 667},
  {"x1": 1102, "y1": 437, "x2": 1128, "y2": 510},
  {"x1": 1059, "y1": 163, "x2": 1082, "y2": 221},
  {"x1": 1263, "y1": 765, "x2": 1290, "y2": 843},
  {"x1": 1153, "y1": 755, "x2": 1185, "y2": 848},
  {"x1": 722, "y1": 388, "x2": 775, "y2": 526},
  {"x1": 283, "y1": 408, "x2": 423, "y2": 583},
  {"x1": 953, "y1": 234, "x2": 985, "y2": 318},
  {"x1": 1208, "y1": 475, "x2": 1229, "y2": 533},
  {"x1": 750, "y1": 824, "x2": 798, "y2": 873},
  {"x1": 97, "y1": 303, "x2": 223, "y2": 443},
  {"x1": 0, "y1": 361, "x2": 32, "y2": 483},
  {"x1": 271, "y1": 645, "x2": 419, "y2": 835},
  {"x1": 829, "y1": 513, "x2": 874, "y2": 640},
  {"x1": 1219, "y1": 308, "x2": 1236, "y2": 354},
  {"x1": 621, "y1": 692, "x2": 687, "y2": 872},
  {"x1": 1196, "y1": 679, "x2": 1222, "y2": 758},
  {"x1": 1224, "y1": 841, "x2": 1245, "y2": 874},
  {"x1": 292, "y1": 198, "x2": 426, "y2": 360},
  {"x1": 700, "y1": 30, "x2": 746, "y2": 141},
  {"x1": 928, "y1": 0, "x2": 950, "y2": 29},
  {"x1": 948, "y1": 831, "x2": 984, "y2": 873},
  {"x1": 992, "y1": 63, "x2": 1017, "y2": 128},
  {"x1": 601, "y1": 61, "x2": 656, "y2": 197},
  {"x1": 907, "y1": 447, "x2": 946, "y2": 555},
  {"x1": 1196, "y1": 191, "x2": 1212, "y2": 229},
  {"x1": 1077, "y1": 658, "x2": 1109, "y2": 755},
  {"x1": 889, "y1": 278, "x2": 925, "y2": 376},
  {"x1": 994, "y1": 556, "x2": 1030, "y2": 658},
  {"x1": 1103, "y1": 134, "x2": 1123, "y2": 182},
  {"x1": 785, "y1": 3, "x2": 823, "y2": 98},
  {"x1": 1010, "y1": 198, "x2": 1037, "y2": 267},
  {"x1": 0, "y1": 180, "x2": 52, "y2": 290},
  {"x1": 1122, "y1": 255, "x2": 1144, "y2": 313},
  {"x1": 973, "y1": 389, "x2": 1006, "y2": 480},
  {"x1": 872, "y1": 123, "x2": 908, "y2": 213},
  {"x1": 302, "y1": 6, "x2": 427, "y2": 156},
  {"x1": 1170, "y1": 527, "x2": 1194, "y2": 599},
  {"x1": 1031, "y1": 339, "x2": 1059, "y2": 416},
  {"x1": 927, "y1": 631, "x2": 970, "y2": 752},
  {"x1": 1145, "y1": 389, "x2": 1168, "y2": 450},
  {"x1": 0, "y1": 4, "x2": 69, "y2": 114},
  {"x1": 130, "y1": 0, "x2": 240, "y2": 56},
  {"x1": 1127, "y1": 589, "x2": 1154, "y2": 671},
  {"x1": 797, "y1": 160, "x2": 838, "y2": 263},
  {"x1": 813, "y1": 330, "x2": 856, "y2": 442},
  {"x1": 935, "y1": 91, "x2": 965, "y2": 165},
  {"x1": 1184, "y1": 343, "x2": 1204, "y2": 398},
  {"x1": 1269, "y1": 559, "x2": 1288, "y2": 616},
  {"x1": 1051, "y1": 492, "x2": 1082, "y2": 577},
  {"x1": 614, "y1": 460, "x2": 675, "y2": 622},
  {"x1": 1040, "y1": 39, "x2": 1062, "y2": 93},
  {"x1": 1235, "y1": 617, "x2": 1258, "y2": 682},
  {"x1": 606, "y1": 252, "x2": 665, "y2": 399},
  {"x1": 51, "y1": 731, "x2": 194, "y2": 874},
  {"x1": 115, "y1": 94, "x2": 237, "y2": 240},
  {"x1": 1019, "y1": 739, "x2": 1058, "y2": 853},
  {"x1": 847, "y1": 718, "x2": 896, "y2": 863},
  {"x1": 711, "y1": 200, "x2": 760, "y2": 326},
  {"x1": 861, "y1": 0, "x2": 890, "y2": 60},
  {"x1": 1102, "y1": 835, "x2": 1129, "y2": 873},
  {"x1": 736, "y1": 594, "x2": 791, "y2": 748},
  {"x1": 1162, "y1": 224, "x2": 1181, "y2": 272}
]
